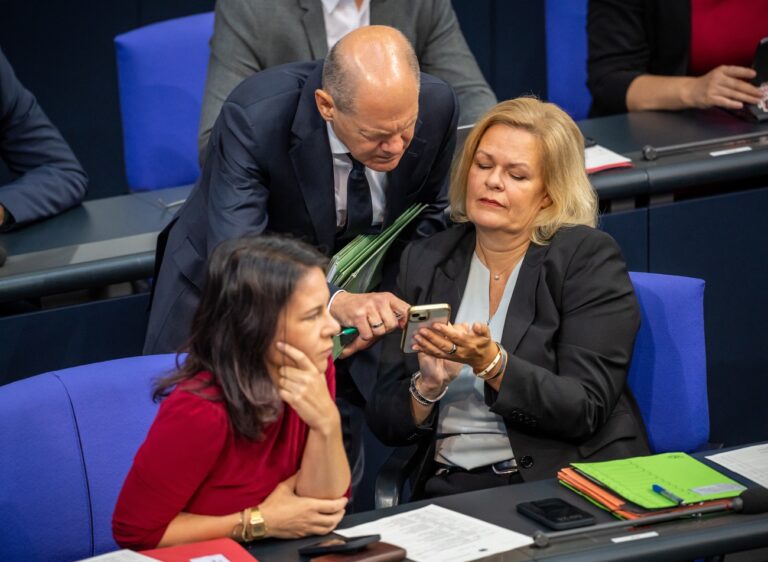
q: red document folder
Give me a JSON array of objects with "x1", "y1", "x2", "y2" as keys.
[{"x1": 140, "y1": 537, "x2": 257, "y2": 561}]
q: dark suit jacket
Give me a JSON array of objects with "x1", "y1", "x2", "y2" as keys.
[
  {"x1": 587, "y1": 0, "x2": 690, "y2": 117},
  {"x1": 366, "y1": 223, "x2": 650, "y2": 494},
  {"x1": 145, "y1": 60, "x2": 458, "y2": 397},
  {"x1": 198, "y1": 0, "x2": 496, "y2": 156},
  {"x1": 0, "y1": 47, "x2": 87, "y2": 229}
]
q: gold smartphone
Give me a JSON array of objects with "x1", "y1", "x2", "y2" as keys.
[{"x1": 400, "y1": 303, "x2": 451, "y2": 353}]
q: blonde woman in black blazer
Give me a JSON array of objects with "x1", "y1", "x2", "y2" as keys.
[{"x1": 367, "y1": 98, "x2": 650, "y2": 499}]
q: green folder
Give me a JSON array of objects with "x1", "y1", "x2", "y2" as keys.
[
  {"x1": 571, "y1": 452, "x2": 746, "y2": 509},
  {"x1": 327, "y1": 202, "x2": 427, "y2": 291},
  {"x1": 329, "y1": 203, "x2": 427, "y2": 358}
]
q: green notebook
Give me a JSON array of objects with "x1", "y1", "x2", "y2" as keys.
[{"x1": 572, "y1": 452, "x2": 746, "y2": 509}]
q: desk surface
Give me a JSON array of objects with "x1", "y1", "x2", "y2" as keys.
[
  {"x1": 582, "y1": 109, "x2": 768, "y2": 200},
  {"x1": 0, "y1": 185, "x2": 190, "y2": 302},
  {"x1": 246, "y1": 453, "x2": 768, "y2": 562}
]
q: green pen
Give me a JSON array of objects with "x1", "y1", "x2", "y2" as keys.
[{"x1": 337, "y1": 327, "x2": 359, "y2": 347}]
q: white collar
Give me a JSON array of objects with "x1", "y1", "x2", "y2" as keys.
[
  {"x1": 321, "y1": 0, "x2": 341, "y2": 14},
  {"x1": 326, "y1": 121, "x2": 351, "y2": 157}
]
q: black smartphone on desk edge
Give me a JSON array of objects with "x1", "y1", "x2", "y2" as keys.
[
  {"x1": 517, "y1": 498, "x2": 596, "y2": 531},
  {"x1": 298, "y1": 534, "x2": 381, "y2": 557}
]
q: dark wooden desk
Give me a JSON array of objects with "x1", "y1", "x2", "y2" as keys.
[
  {"x1": 0, "y1": 185, "x2": 191, "y2": 384},
  {"x1": 0, "y1": 185, "x2": 191, "y2": 303},
  {"x1": 583, "y1": 108, "x2": 768, "y2": 202},
  {"x1": 246, "y1": 459, "x2": 768, "y2": 562}
]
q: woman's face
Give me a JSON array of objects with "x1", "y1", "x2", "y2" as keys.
[
  {"x1": 465, "y1": 124, "x2": 551, "y2": 237},
  {"x1": 267, "y1": 267, "x2": 341, "y2": 374}
]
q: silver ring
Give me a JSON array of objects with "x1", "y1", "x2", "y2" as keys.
[
  {"x1": 447, "y1": 343, "x2": 457, "y2": 355},
  {"x1": 369, "y1": 321, "x2": 384, "y2": 329}
]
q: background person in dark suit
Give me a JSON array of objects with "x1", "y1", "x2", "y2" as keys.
[
  {"x1": 197, "y1": 0, "x2": 495, "y2": 159},
  {"x1": 0, "y1": 47, "x2": 87, "y2": 230},
  {"x1": 144, "y1": 26, "x2": 458, "y2": 497},
  {"x1": 367, "y1": 98, "x2": 650, "y2": 499}
]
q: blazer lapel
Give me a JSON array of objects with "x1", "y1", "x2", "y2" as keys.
[
  {"x1": 290, "y1": 63, "x2": 336, "y2": 251},
  {"x1": 501, "y1": 243, "x2": 547, "y2": 353},
  {"x1": 429, "y1": 226, "x2": 475, "y2": 322},
  {"x1": 298, "y1": 0, "x2": 328, "y2": 59}
]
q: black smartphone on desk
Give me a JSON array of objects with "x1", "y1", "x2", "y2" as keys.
[
  {"x1": 517, "y1": 498, "x2": 595, "y2": 531},
  {"x1": 298, "y1": 534, "x2": 380, "y2": 557}
]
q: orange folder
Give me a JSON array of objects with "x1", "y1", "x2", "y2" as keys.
[{"x1": 558, "y1": 467, "x2": 731, "y2": 520}]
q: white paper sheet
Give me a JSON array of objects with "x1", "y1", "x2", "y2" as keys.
[
  {"x1": 76, "y1": 550, "x2": 159, "y2": 562},
  {"x1": 336, "y1": 504, "x2": 533, "y2": 562},
  {"x1": 707, "y1": 444, "x2": 768, "y2": 489},
  {"x1": 585, "y1": 145, "x2": 632, "y2": 173}
]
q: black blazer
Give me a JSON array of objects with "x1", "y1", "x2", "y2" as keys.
[
  {"x1": 587, "y1": 0, "x2": 690, "y2": 117},
  {"x1": 366, "y1": 223, "x2": 650, "y2": 493},
  {"x1": 144, "y1": 61, "x2": 458, "y2": 375},
  {"x1": 0, "y1": 47, "x2": 87, "y2": 228}
]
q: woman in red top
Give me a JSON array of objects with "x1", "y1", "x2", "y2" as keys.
[
  {"x1": 113, "y1": 235, "x2": 350, "y2": 549},
  {"x1": 588, "y1": 0, "x2": 766, "y2": 116}
]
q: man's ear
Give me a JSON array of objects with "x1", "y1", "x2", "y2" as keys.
[{"x1": 315, "y1": 89, "x2": 334, "y2": 122}]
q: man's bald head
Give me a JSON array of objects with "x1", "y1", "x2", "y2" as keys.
[
  {"x1": 322, "y1": 26, "x2": 420, "y2": 114},
  {"x1": 316, "y1": 26, "x2": 422, "y2": 172}
]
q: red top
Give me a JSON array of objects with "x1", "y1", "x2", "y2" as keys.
[
  {"x1": 689, "y1": 0, "x2": 768, "y2": 76},
  {"x1": 113, "y1": 359, "x2": 335, "y2": 550}
]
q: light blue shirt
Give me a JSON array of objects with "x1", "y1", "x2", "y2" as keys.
[{"x1": 435, "y1": 251, "x2": 522, "y2": 470}]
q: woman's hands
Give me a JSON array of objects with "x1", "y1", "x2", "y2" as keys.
[
  {"x1": 683, "y1": 65, "x2": 763, "y2": 110},
  {"x1": 275, "y1": 342, "x2": 339, "y2": 435},
  {"x1": 259, "y1": 475, "x2": 347, "y2": 539},
  {"x1": 412, "y1": 322, "x2": 498, "y2": 395}
]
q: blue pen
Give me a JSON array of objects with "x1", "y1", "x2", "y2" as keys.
[{"x1": 652, "y1": 484, "x2": 685, "y2": 506}]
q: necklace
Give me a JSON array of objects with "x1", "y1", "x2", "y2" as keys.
[{"x1": 476, "y1": 242, "x2": 520, "y2": 282}]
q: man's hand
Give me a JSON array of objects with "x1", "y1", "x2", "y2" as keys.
[
  {"x1": 330, "y1": 291, "x2": 409, "y2": 358},
  {"x1": 259, "y1": 475, "x2": 348, "y2": 539}
]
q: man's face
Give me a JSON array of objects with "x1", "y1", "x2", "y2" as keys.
[{"x1": 318, "y1": 80, "x2": 419, "y2": 172}]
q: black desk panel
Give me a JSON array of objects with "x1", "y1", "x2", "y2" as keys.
[{"x1": 649, "y1": 187, "x2": 768, "y2": 446}]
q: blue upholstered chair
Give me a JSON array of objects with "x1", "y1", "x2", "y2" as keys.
[
  {"x1": 115, "y1": 12, "x2": 213, "y2": 191},
  {"x1": 545, "y1": 0, "x2": 591, "y2": 120},
  {"x1": 374, "y1": 272, "x2": 710, "y2": 507},
  {"x1": 0, "y1": 354, "x2": 177, "y2": 561},
  {"x1": 627, "y1": 272, "x2": 709, "y2": 453}
]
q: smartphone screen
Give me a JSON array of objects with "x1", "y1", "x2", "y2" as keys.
[{"x1": 400, "y1": 304, "x2": 451, "y2": 353}]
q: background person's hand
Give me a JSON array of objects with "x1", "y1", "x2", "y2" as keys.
[
  {"x1": 684, "y1": 65, "x2": 763, "y2": 110},
  {"x1": 330, "y1": 291, "x2": 409, "y2": 358},
  {"x1": 276, "y1": 342, "x2": 339, "y2": 433},
  {"x1": 259, "y1": 475, "x2": 347, "y2": 539}
]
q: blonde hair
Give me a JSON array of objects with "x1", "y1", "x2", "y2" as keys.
[{"x1": 449, "y1": 97, "x2": 597, "y2": 245}]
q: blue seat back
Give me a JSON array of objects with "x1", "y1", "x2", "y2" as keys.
[
  {"x1": 628, "y1": 272, "x2": 709, "y2": 453},
  {"x1": 545, "y1": 0, "x2": 591, "y2": 120},
  {"x1": 0, "y1": 355, "x2": 177, "y2": 561},
  {"x1": 115, "y1": 12, "x2": 213, "y2": 191}
]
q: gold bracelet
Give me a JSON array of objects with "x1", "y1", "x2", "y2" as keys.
[
  {"x1": 231, "y1": 507, "x2": 250, "y2": 542},
  {"x1": 474, "y1": 343, "x2": 502, "y2": 379}
]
